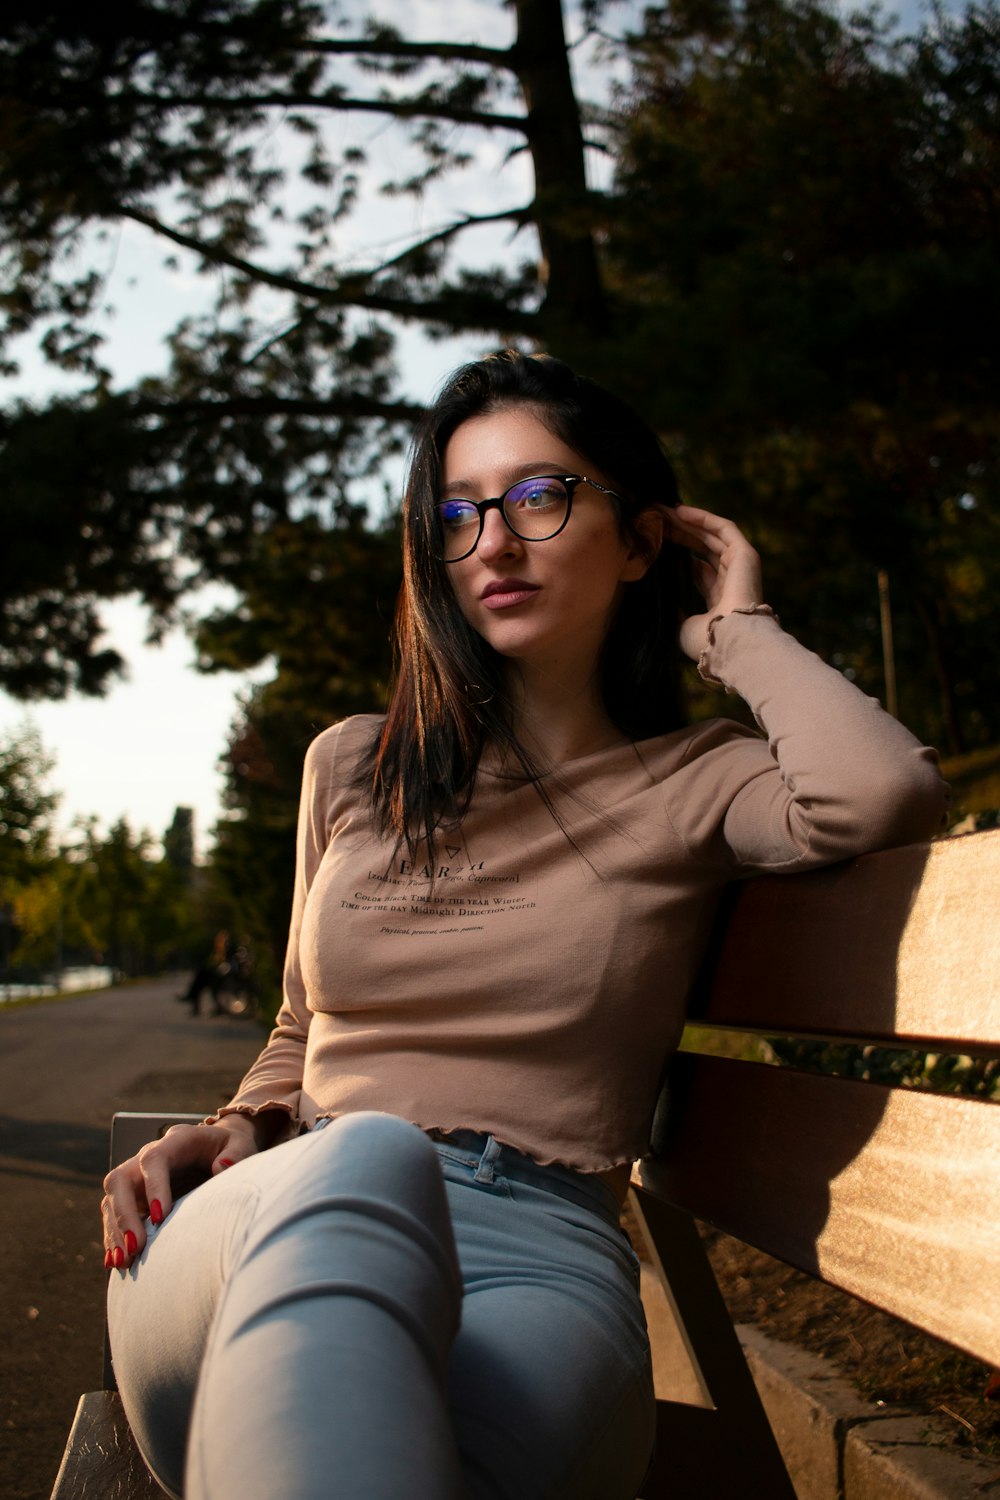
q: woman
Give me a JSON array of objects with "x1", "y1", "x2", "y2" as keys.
[{"x1": 102, "y1": 351, "x2": 946, "y2": 1500}]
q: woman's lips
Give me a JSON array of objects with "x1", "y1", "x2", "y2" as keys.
[{"x1": 479, "y1": 579, "x2": 541, "y2": 610}]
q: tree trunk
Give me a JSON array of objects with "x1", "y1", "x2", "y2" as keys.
[{"x1": 512, "y1": 0, "x2": 609, "y2": 340}]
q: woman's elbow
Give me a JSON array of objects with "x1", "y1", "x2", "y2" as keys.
[{"x1": 859, "y1": 748, "x2": 950, "y2": 850}]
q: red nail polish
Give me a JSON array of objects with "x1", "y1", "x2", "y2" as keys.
[
  {"x1": 218, "y1": 1158, "x2": 234, "y2": 1169},
  {"x1": 150, "y1": 1199, "x2": 163, "y2": 1226},
  {"x1": 104, "y1": 1249, "x2": 113, "y2": 1270},
  {"x1": 125, "y1": 1230, "x2": 137, "y2": 1256},
  {"x1": 113, "y1": 1246, "x2": 124, "y2": 1269}
]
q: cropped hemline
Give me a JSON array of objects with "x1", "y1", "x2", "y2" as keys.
[{"x1": 309, "y1": 1107, "x2": 641, "y2": 1178}]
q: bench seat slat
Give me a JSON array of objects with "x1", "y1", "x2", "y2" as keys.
[
  {"x1": 635, "y1": 1054, "x2": 1000, "y2": 1365},
  {"x1": 694, "y1": 831, "x2": 1000, "y2": 1051},
  {"x1": 49, "y1": 1391, "x2": 167, "y2": 1500}
]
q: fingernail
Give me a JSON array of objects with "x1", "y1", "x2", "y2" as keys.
[
  {"x1": 150, "y1": 1200, "x2": 163, "y2": 1226},
  {"x1": 124, "y1": 1230, "x2": 137, "y2": 1256},
  {"x1": 104, "y1": 1249, "x2": 113, "y2": 1270},
  {"x1": 218, "y1": 1158, "x2": 234, "y2": 1170},
  {"x1": 113, "y1": 1246, "x2": 124, "y2": 1269}
]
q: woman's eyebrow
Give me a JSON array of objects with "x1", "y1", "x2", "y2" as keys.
[{"x1": 441, "y1": 462, "x2": 570, "y2": 494}]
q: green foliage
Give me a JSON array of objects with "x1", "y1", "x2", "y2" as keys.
[
  {"x1": 58, "y1": 817, "x2": 157, "y2": 973},
  {"x1": 767, "y1": 1038, "x2": 1000, "y2": 1099},
  {"x1": 0, "y1": 0, "x2": 610, "y2": 694},
  {"x1": 163, "y1": 806, "x2": 195, "y2": 876},
  {"x1": 605, "y1": 0, "x2": 1000, "y2": 753},
  {"x1": 683, "y1": 1026, "x2": 999, "y2": 1099},
  {"x1": 0, "y1": 724, "x2": 57, "y2": 883},
  {"x1": 207, "y1": 511, "x2": 401, "y2": 1010},
  {"x1": 0, "y1": 724, "x2": 58, "y2": 974},
  {"x1": 0, "y1": 332, "x2": 418, "y2": 696},
  {"x1": 0, "y1": 729, "x2": 212, "y2": 975}
]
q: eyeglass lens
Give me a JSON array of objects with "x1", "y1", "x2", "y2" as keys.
[{"x1": 438, "y1": 476, "x2": 570, "y2": 560}]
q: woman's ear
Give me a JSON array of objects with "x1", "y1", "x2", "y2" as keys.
[{"x1": 620, "y1": 506, "x2": 667, "y2": 582}]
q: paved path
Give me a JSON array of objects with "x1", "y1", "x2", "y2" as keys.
[{"x1": 0, "y1": 977, "x2": 262, "y2": 1500}]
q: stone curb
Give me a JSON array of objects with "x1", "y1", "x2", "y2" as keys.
[
  {"x1": 737, "y1": 1324, "x2": 1000, "y2": 1499},
  {"x1": 639, "y1": 1268, "x2": 998, "y2": 1498}
]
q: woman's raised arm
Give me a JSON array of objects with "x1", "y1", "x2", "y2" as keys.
[{"x1": 665, "y1": 503, "x2": 948, "y2": 868}]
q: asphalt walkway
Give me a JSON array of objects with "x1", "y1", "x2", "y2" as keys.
[{"x1": 0, "y1": 976, "x2": 262, "y2": 1500}]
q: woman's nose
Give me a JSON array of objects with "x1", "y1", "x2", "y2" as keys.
[{"x1": 476, "y1": 506, "x2": 522, "y2": 563}]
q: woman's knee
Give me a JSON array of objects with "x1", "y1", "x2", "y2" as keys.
[
  {"x1": 181, "y1": 1114, "x2": 461, "y2": 1423},
  {"x1": 230, "y1": 1114, "x2": 462, "y2": 1353},
  {"x1": 293, "y1": 1111, "x2": 448, "y2": 1209},
  {"x1": 314, "y1": 1109, "x2": 440, "y2": 1162}
]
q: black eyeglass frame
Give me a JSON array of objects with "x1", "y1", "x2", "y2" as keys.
[{"x1": 436, "y1": 474, "x2": 624, "y2": 563}]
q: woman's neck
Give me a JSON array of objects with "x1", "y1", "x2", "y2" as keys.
[{"x1": 504, "y1": 663, "x2": 623, "y2": 766}]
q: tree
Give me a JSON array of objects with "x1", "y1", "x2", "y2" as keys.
[
  {"x1": 0, "y1": 0, "x2": 613, "y2": 695},
  {"x1": 0, "y1": 724, "x2": 57, "y2": 882},
  {"x1": 163, "y1": 805, "x2": 195, "y2": 875},
  {"x1": 605, "y1": 0, "x2": 1000, "y2": 752},
  {"x1": 57, "y1": 815, "x2": 202, "y2": 974},
  {"x1": 206, "y1": 507, "x2": 402, "y2": 1005},
  {"x1": 3, "y1": 0, "x2": 998, "y2": 752},
  {"x1": 0, "y1": 724, "x2": 59, "y2": 971}
]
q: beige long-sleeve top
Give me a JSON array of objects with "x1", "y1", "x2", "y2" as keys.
[{"x1": 211, "y1": 611, "x2": 947, "y2": 1172}]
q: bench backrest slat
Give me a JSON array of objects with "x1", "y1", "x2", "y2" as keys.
[
  {"x1": 637, "y1": 1051, "x2": 1000, "y2": 1365},
  {"x1": 692, "y1": 829, "x2": 1000, "y2": 1051}
]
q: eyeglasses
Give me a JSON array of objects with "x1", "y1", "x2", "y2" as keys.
[{"x1": 436, "y1": 474, "x2": 623, "y2": 563}]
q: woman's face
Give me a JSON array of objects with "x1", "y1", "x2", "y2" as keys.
[{"x1": 440, "y1": 406, "x2": 652, "y2": 678}]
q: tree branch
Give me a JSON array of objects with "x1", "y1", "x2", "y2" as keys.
[
  {"x1": 126, "y1": 90, "x2": 527, "y2": 133},
  {"x1": 119, "y1": 207, "x2": 539, "y2": 333},
  {"x1": 371, "y1": 205, "x2": 535, "y2": 272},
  {"x1": 300, "y1": 36, "x2": 516, "y2": 69}
]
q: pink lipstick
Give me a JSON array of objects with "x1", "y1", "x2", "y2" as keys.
[{"x1": 480, "y1": 578, "x2": 540, "y2": 610}]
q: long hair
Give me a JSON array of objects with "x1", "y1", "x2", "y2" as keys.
[{"x1": 361, "y1": 349, "x2": 689, "y2": 860}]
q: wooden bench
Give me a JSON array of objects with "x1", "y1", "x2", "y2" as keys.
[
  {"x1": 50, "y1": 828, "x2": 1000, "y2": 1499},
  {"x1": 634, "y1": 826, "x2": 1000, "y2": 1496}
]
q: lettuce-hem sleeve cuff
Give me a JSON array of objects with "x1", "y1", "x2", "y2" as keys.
[
  {"x1": 202, "y1": 1100, "x2": 303, "y2": 1143},
  {"x1": 697, "y1": 604, "x2": 779, "y2": 688}
]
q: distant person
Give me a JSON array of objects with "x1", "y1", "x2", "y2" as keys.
[
  {"x1": 102, "y1": 350, "x2": 947, "y2": 1500},
  {"x1": 177, "y1": 929, "x2": 231, "y2": 1017},
  {"x1": 219, "y1": 937, "x2": 257, "y2": 1017}
]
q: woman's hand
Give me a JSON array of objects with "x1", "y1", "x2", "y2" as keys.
[
  {"x1": 667, "y1": 503, "x2": 765, "y2": 662},
  {"x1": 100, "y1": 1115, "x2": 262, "y2": 1271}
]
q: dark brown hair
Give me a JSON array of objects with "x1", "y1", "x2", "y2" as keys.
[{"x1": 361, "y1": 349, "x2": 688, "y2": 859}]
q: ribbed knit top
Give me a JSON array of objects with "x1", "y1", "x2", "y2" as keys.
[{"x1": 212, "y1": 612, "x2": 947, "y2": 1171}]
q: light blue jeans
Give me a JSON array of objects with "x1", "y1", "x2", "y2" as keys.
[{"x1": 107, "y1": 1112, "x2": 654, "y2": 1500}]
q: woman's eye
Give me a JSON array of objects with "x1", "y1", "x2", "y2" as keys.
[
  {"x1": 508, "y1": 479, "x2": 566, "y2": 511},
  {"x1": 439, "y1": 501, "x2": 478, "y2": 528}
]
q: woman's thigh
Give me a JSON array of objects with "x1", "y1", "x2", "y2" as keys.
[
  {"x1": 438, "y1": 1149, "x2": 655, "y2": 1500},
  {"x1": 109, "y1": 1122, "x2": 653, "y2": 1500},
  {"x1": 108, "y1": 1114, "x2": 463, "y2": 1500},
  {"x1": 106, "y1": 1141, "x2": 273, "y2": 1497}
]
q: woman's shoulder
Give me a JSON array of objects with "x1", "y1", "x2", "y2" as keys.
[
  {"x1": 638, "y1": 713, "x2": 763, "y2": 776},
  {"x1": 307, "y1": 713, "x2": 384, "y2": 762},
  {"x1": 302, "y1": 714, "x2": 385, "y2": 797}
]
